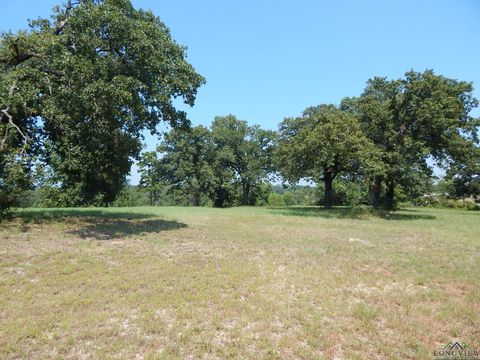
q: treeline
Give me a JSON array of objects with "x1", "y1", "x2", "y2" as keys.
[
  {"x1": 7, "y1": 69, "x2": 480, "y2": 212},
  {"x1": 138, "y1": 115, "x2": 276, "y2": 207},
  {"x1": 16, "y1": 184, "x2": 315, "y2": 208},
  {"x1": 1, "y1": 1, "x2": 479, "y2": 216},
  {"x1": 17, "y1": 179, "x2": 479, "y2": 210},
  {"x1": 135, "y1": 70, "x2": 479, "y2": 210}
]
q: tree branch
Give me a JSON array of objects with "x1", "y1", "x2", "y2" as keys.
[
  {"x1": 1, "y1": 84, "x2": 29, "y2": 152},
  {"x1": 1, "y1": 108, "x2": 28, "y2": 149},
  {"x1": 54, "y1": 0, "x2": 74, "y2": 35}
]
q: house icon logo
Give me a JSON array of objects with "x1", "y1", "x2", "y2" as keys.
[
  {"x1": 446, "y1": 342, "x2": 467, "y2": 351},
  {"x1": 433, "y1": 341, "x2": 480, "y2": 360}
]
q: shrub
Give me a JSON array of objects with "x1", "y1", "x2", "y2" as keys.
[
  {"x1": 267, "y1": 193, "x2": 286, "y2": 206},
  {"x1": 467, "y1": 202, "x2": 480, "y2": 211}
]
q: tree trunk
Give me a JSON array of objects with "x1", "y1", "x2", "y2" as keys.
[
  {"x1": 193, "y1": 191, "x2": 201, "y2": 207},
  {"x1": 385, "y1": 178, "x2": 395, "y2": 210},
  {"x1": 371, "y1": 176, "x2": 382, "y2": 209},
  {"x1": 242, "y1": 178, "x2": 250, "y2": 206},
  {"x1": 324, "y1": 171, "x2": 333, "y2": 210}
]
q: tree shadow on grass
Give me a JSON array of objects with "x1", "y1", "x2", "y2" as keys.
[
  {"x1": 268, "y1": 206, "x2": 436, "y2": 220},
  {"x1": 68, "y1": 218, "x2": 187, "y2": 240},
  {"x1": 13, "y1": 208, "x2": 187, "y2": 240},
  {"x1": 16, "y1": 208, "x2": 158, "y2": 222}
]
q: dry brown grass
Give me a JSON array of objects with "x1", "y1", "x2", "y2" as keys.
[{"x1": 1, "y1": 206, "x2": 479, "y2": 359}]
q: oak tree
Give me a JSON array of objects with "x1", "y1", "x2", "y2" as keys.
[
  {"x1": 342, "y1": 70, "x2": 479, "y2": 209},
  {"x1": 277, "y1": 105, "x2": 381, "y2": 209},
  {"x1": 0, "y1": 0, "x2": 205, "y2": 210},
  {"x1": 211, "y1": 115, "x2": 276, "y2": 206},
  {"x1": 155, "y1": 126, "x2": 216, "y2": 206}
]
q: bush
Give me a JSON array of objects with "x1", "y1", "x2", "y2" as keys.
[
  {"x1": 412, "y1": 195, "x2": 479, "y2": 210},
  {"x1": 283, "y1": 192, "x2": 297, "y2": 206},
  {"x1": 112, "y1": 186, "x2": 149, "y2": 207},
  {"x1": 467, "y1": 202, "x2": 480, "y2": 211},
  {"x1": 267, "y1": 193, "x2": 286, "y2": 206},
  {"x1": 250, "y1": 183, "x2": 273, "y2": 206}
]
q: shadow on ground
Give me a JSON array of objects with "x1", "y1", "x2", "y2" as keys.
[
  {"x1": 268, "y1": 206, "x2": 436, "y2": 220},
  {"x1": 68, "y1": 218, "x2": 187, "y2": 240},
  {"x1": 16, "y1": 208, "x2": 158, "y2": 221},
  {"x1": 13, "y1": 208, "x2": 187, "y2": 240}
]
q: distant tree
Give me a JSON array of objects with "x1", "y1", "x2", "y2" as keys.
[
  {"x1": 211, "y1": 115, "x2": 276, "y2": 206},
  {"x1": 342, "y1": 70, "x2": 479, "y2": 209},
  {"x1": 210, "y1": 160, "x2": 236, "y2": 208},
  {"x1": 276, "y1": 105, "x2": 381, "y2": 209},
  {"x1": 246, "y1": 182, "x2": 273, "y2": 206},
  {"x1": 156, "y1": 126, "x2": 216, "y2": 206},
  {"x1": 112, "y1": 185, "x2": 149, "y2": 207},
  {"x1": 138, "y1": 151, "x2": 162, "y2": 206},
  {"x1": 267, "y1": 193, "x2": 286, "y2": 206},
  {"x1": 445, "y1": 145, "x2": 480, "y2": 201},
  {"x1": 0, "y1": 0, "x2": 205, "y2": 211}
]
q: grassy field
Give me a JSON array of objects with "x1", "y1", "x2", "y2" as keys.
[{"x1": 1, "y1": 206, "x2": 479, "y2": 359}]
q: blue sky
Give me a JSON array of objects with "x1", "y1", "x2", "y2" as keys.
[{"x1": 2, "y1": 0, "x2": 480, "y2": 184}]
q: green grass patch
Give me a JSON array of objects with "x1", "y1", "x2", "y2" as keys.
[{"x1": 1, "y1": 206, "x2": 479, "y2": 358}]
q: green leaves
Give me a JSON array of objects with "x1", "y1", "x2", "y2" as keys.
[
  {"x1": 141, "y1": 116, "x2": 277, "y2": 207},
  {"x1": 346, "y1": 69, "x2": 479, "y2": 208},
  {"x1": 445, "y1": 145, "x2": 480, "y2": 200},
  {"x1": 155, "y1": 126, "x2": 215, "y2": 206},
  {"x1": 277, "y1": 105, "x2": 380, "y2": 209},
  {"x1": 277, "y1": 105, "x2": 380, "y2": 182},
  {"x1": 1, "y1": 0, "x2": 205, "y2": 209},
  {"x1": 211, "y1": 115, "x2": 276, "y2": 206}
]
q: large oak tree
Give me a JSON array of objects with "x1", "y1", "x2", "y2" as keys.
[
  {"x1": 342, "y1": 70, "x2": 479, "y2": 209},
  {"x1": 211, "y1": 115, "x2": 276, "y2": 206},
  {"x1": 276, "y1": 105, "x2": 381, "y2": 209},
  {"x1": 154, "y1": 126, "x2": 216, "y2": 207},
  {"x1": 0, "y1": 0, "x2": 205, "y2": 210}
]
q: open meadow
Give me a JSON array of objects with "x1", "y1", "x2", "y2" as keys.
[{"x1": 1, "y1": 207, "x2": 479, "y2": 359}]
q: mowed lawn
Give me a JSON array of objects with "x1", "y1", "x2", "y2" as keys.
[{"x1": 0, "y1": 207, "x2": 479, "y2": 359}]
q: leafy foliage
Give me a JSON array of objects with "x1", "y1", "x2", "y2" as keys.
[
  {"x1": 276, "y1": 105, "x2": 381, "y2": 209},
  {"x1": 341, "y1": 69, "x2": 479, "y2": 209},
  {"x1": 156, "y1": 126, "x2": 216, "y2": 206},
  {"x1": 445, "y1": 145, "x2": 480, "y2": 200},
  {"x1": 138, "y1": 151, "x2": 163, "y2": 206},
  {"x1": 139, "y1": 116, "x2": 276, "y2": 207},
  {"x1": 0, "y1": 0, "x2": 205, "y2": 213},
  {"x1": 211, "y1": 115, "x2": 276, "y2": 206}
]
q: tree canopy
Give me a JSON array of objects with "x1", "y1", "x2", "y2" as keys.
[
  {"x1": 277, "y1": 105, "x2": 381, "y2": 209},
  {"x1": 155, "y1": 126, "x2": 216, "y2": 206},
  {"x1": 1, "y1": 0, "x2": 205, "y2": 209},
  {"x1": 1, "y1": 1, "x2": 478, "y2": 213},
  {"x1": 341, "y1": 70, "x2": 479, "y2": 209},
  {"x1": 139, "y1": 116, "x2": 276, "y2": 208},
  {"x1": 211, "y1": 115, "x2": 276, "y2": 206}
]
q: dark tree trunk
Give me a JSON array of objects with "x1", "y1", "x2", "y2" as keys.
[
  {"x1": 193, "y1": 191, "x2": 201, "y2": 207},
  {"x1": 371, "y1": 176, "x2": 382, "y2": 209},
  {"x1": 324, "y1": 171, "x2": 333, "y2": 210},
  {"x1": 385, "y1": 178, "x2": 395, "y2": 210},
  {"x1": 242, "y1": 178, "x2": 250, "y2": 206},
  {"x1": 149, "y1": 191, "x2": 153, "y2": 206}
]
